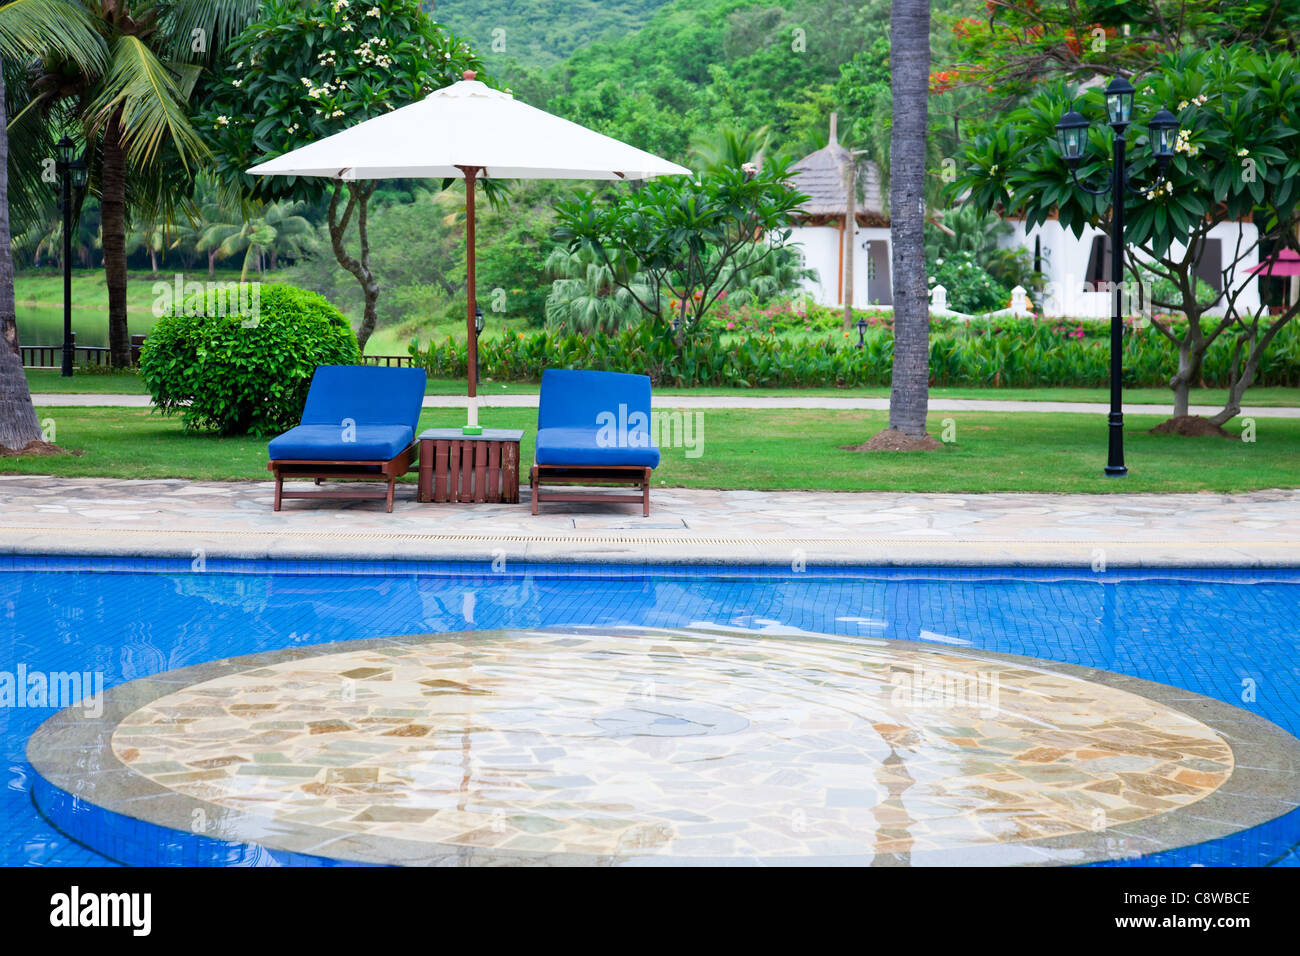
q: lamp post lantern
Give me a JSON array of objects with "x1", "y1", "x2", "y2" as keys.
[
  {"x1": 54, "y1": 140, "x2": 88, "y2": 378},
  {"x1": 54, "y1": 137, "x2": 87, "y2": 378},
  {"x1": 1055, "y1": 77, "x2": 1178, "y2": 477},
  {"x1": 856, "y1": 316, "x2": 867, "y2": 348}
]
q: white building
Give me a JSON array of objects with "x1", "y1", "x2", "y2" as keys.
[
  {"x1": 786, "y1": 135, "x2": 894, "y2": 309},
  {"x1": 786, "y1": 138, "x2": 1263, "y2": 318},
  {"x1": 998, "y1": 217, "x2": 1261, "y2": 318}
]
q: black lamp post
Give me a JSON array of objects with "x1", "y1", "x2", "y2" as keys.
[
  {"x1": 856, "y1": 316, "x2": 867, "y2": 348},
  {"x1": 1056, "y1": 77, "x2": 1177, "y2": 477},
  {"x1": 56, "y1": 137, "x2": 88, "y2": 378}
]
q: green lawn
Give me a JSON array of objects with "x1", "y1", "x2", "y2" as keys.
[
  {"x1": 8, "y1": 405, "x2": 1294, "y2": 494},
  {"x1": 441, "y1": 379, "x2": 1300, "y2": 407},
  {"x1": 25, "y1": 369, "x2": 151, "y2": 393},
  {"x1": 23, "y1": 368, "x2": 1300, "y2": 409},
  {"x1": 15, "y1": 269, "x2": 167, "y2": 312}
]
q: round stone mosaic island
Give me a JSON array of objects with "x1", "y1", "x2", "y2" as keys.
[{"x1": 28, "y1": 628, "x2": 1300, "y2": 866}]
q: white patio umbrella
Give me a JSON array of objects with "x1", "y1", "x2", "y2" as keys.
[{"x1": 248, "y1": 71, "x2": 691, "y2": 432}]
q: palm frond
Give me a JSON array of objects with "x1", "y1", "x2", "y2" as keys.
[
  {"x1": 156, "y1": 0, "x2": 263, "y2": 64},
  {"x1": 0, "y1": 0, "x2": 107, "y2": 73},
  {"x1": 1, "y1": 55, "x2": 69, "y2": 228},
  {"x1": 86, "y1": 34, "x2": 207, "y2": 169}
]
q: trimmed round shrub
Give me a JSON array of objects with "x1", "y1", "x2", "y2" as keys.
[{"x1": 140, "y1": 283, "x2": 360, "y2": 435}]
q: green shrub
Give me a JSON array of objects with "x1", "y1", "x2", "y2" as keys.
[
  {"x1": 140, "y1": 283, "x2": 360, "y2": 435},
  {"x1": 928, "y1": 250, "x2": 1012, "y2": 313}
]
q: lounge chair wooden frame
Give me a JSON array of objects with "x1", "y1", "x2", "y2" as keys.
[
  {"x1": 269, "y1": 443, "x2": 416, "y2": 513},
  {"x1": 529, "y1": 464, "x2": 652, "y2": 517}
]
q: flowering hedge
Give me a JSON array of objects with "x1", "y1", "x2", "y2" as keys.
[{"x1": 409, "y1": 315, "x2": 1300, "y2": 390}]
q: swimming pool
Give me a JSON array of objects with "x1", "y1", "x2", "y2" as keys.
[{"x1": 4, "y1": 556, "x2": 1299, "y2": 866}]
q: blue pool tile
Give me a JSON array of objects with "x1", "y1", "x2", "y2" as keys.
[{"x1": 1, "y1": 557, "x2": 1298, "y2": 866}]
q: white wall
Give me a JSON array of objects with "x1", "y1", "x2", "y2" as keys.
[
  {"x1": 792, "y1": 217, "x2": 1262, "y2": 318},
  {"x1": 1000, "y1": 218, "x2": 1262, "y2": 318},
  {"x1": 790, "y1": 224, "x2": 894, "y2": 309},
  {"x1": 789, "y1": 225, "x2": 840, "y2": 306}
]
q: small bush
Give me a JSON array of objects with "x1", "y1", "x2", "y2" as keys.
[
  {"x1": 928, "y1": 250, "x2": 1012, "y2": 313},
  {"x1": 140, "y1": 283, "x2": 360, "y2": 435}
]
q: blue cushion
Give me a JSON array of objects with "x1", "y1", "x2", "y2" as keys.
[
  {"x1": 267, "y1": 365, "x2": 425, "y2": 462},
  {"x1": 268, "y1": 424, "x2": 414, "y2": 462},
  {"x1": 300, "y1": 365, "x2": 426, "y2": 432},
  {"x1": 535, "y1": 369, "x2": 658, "y2": 468},
  {"x1": 535, "y1": 426, "x2": 660, "y2": 467}
]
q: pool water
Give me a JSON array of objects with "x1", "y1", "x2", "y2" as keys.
[{"x1": 3, "y1": 557, "x2": 1299, "y2": 866}]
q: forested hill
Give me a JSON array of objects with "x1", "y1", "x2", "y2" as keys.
[
  {"x1": 431, "y1": 0, "x2": 898, "y2": 168},
  {"x1": 430, "y1": 0, "x2": 673, "y2": 68}
]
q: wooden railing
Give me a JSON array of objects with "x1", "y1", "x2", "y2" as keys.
[
  {"x1": 23, "y1": 338, "x2": 416, "y2": 370},
  {"x1": 361, "y1": 354, "x2": 415, "y2": 367},
  {"x1": 22, "y1": 345, "x2": 113, "y2": 368},
  {"x1": 21, "y1": 334, "x2": 147, "y2": 369}
]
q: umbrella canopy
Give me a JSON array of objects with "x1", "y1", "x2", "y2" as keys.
[
  {"x1": 248, "y1": 76, "x2": 691, "y2": 182},
  {"x1": 248, "y1": 73, "x2": 691, "y2": 431},
  {"x1": 1247, "y1": 248, "x2": 1300, "y2": 277}
]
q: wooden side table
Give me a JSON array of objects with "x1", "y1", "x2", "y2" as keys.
[{"x1": 417, "y1": 428, "x2": 524, "y2": 503}]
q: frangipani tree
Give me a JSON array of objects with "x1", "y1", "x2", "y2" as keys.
[
  {"x1": 948, "y1": 0, "x2": 1298, "y2": 99},
  {"x1": 552, "y1": 161, "x2": 807, "y2": 342},
  {"x1": 202, "y1": 0, "x2": 485, "y2": 350},
  {"x1": 954, "y1": 45, "x2": 1300, "y2": 424}
]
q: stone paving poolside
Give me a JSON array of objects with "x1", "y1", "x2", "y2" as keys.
[
  {"x1": 30, "y1": 627, "x2": 1300, "y2": 866},
  {"x1": 1, "y1": 475, "x2": 1298, "y2": 567}
]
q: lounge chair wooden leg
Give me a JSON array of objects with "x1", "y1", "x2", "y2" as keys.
[
  {"x1": 385, "y1": 477, "x2": 396, "y2": 513},
  {"x1": 274, "y1": 474, "x2": 283, "y2": 512},
  {"x1": 643, "y1": 467, "x2": 650, "y2": 517},
  {"x1": 531, "y1": 470, "x2": 539, "y2": 515}
]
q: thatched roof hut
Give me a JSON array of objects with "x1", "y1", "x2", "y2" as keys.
[{"x1": 789, "y1": 140, "x2": 887, "y2": 226}]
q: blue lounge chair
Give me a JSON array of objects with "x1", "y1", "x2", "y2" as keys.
[
  {"x1": 267, "y1": 365, "x2": 426, "y2": 512},
  {"x1": 530, "y1": 368, "x2": 660, "y2": 516}
]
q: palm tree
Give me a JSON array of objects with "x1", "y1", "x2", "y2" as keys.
[
  {"x1": 125, "y1": 216, "x2": 169, "y2": 276},
  {"x1": 199, "y1": 199, "x2": 316, "y2": 280},
  {"x1": 168, "y1": 172, "x2": 235, "y2": 276},
  {"x1": 688, "y1": 126, "x2": 773, "y2": 175},
  {"x1": 24, "y1": 1, "x2": 260, "y2": 366},
  {"x1": 544, "y1": 246, "x2": 649, "y2": 335},
  {"x1": 881, "y1": 0, "x2": 932, "y2": 441},
  {"x1": 18, "y1": 214, "x2": 66, "y2": 268},
  {"x1": 0, "y1": 0, "x2": 105, "y2": 451}
]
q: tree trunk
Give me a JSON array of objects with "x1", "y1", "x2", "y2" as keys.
[
  {"x1": 1171, "y1": 342, "x2": 1195, "y2": 417},
  {"x1": 208, "y1": 249, "x2": 217, "y2": 277},
  {"x1": 842, "y1": 154, "x2": 855, "y2": 331},
  {"x1": 885, "y1": 0, "x2": 932, "y2": 438},
  {"x1": 0, "y1": 55, "x2": 43, "y2": 450},
  {"x1": 1208, "y1": 302, "x2": 1298, "y2": 426},
  {"x1": 101, "y1": 110, "x2": 131, "y2": 368},
  {"x1": 328, "y1": 182, "x2": 380, "y2": 353}
]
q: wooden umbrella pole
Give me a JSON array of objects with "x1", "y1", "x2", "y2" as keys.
[{"x1": 460, "y1": 164, "x2": 482, "y2": 433}]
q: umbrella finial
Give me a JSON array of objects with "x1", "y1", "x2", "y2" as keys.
[{"x1": 463, "y1": 70, "x2": 477, "y2": 81}]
